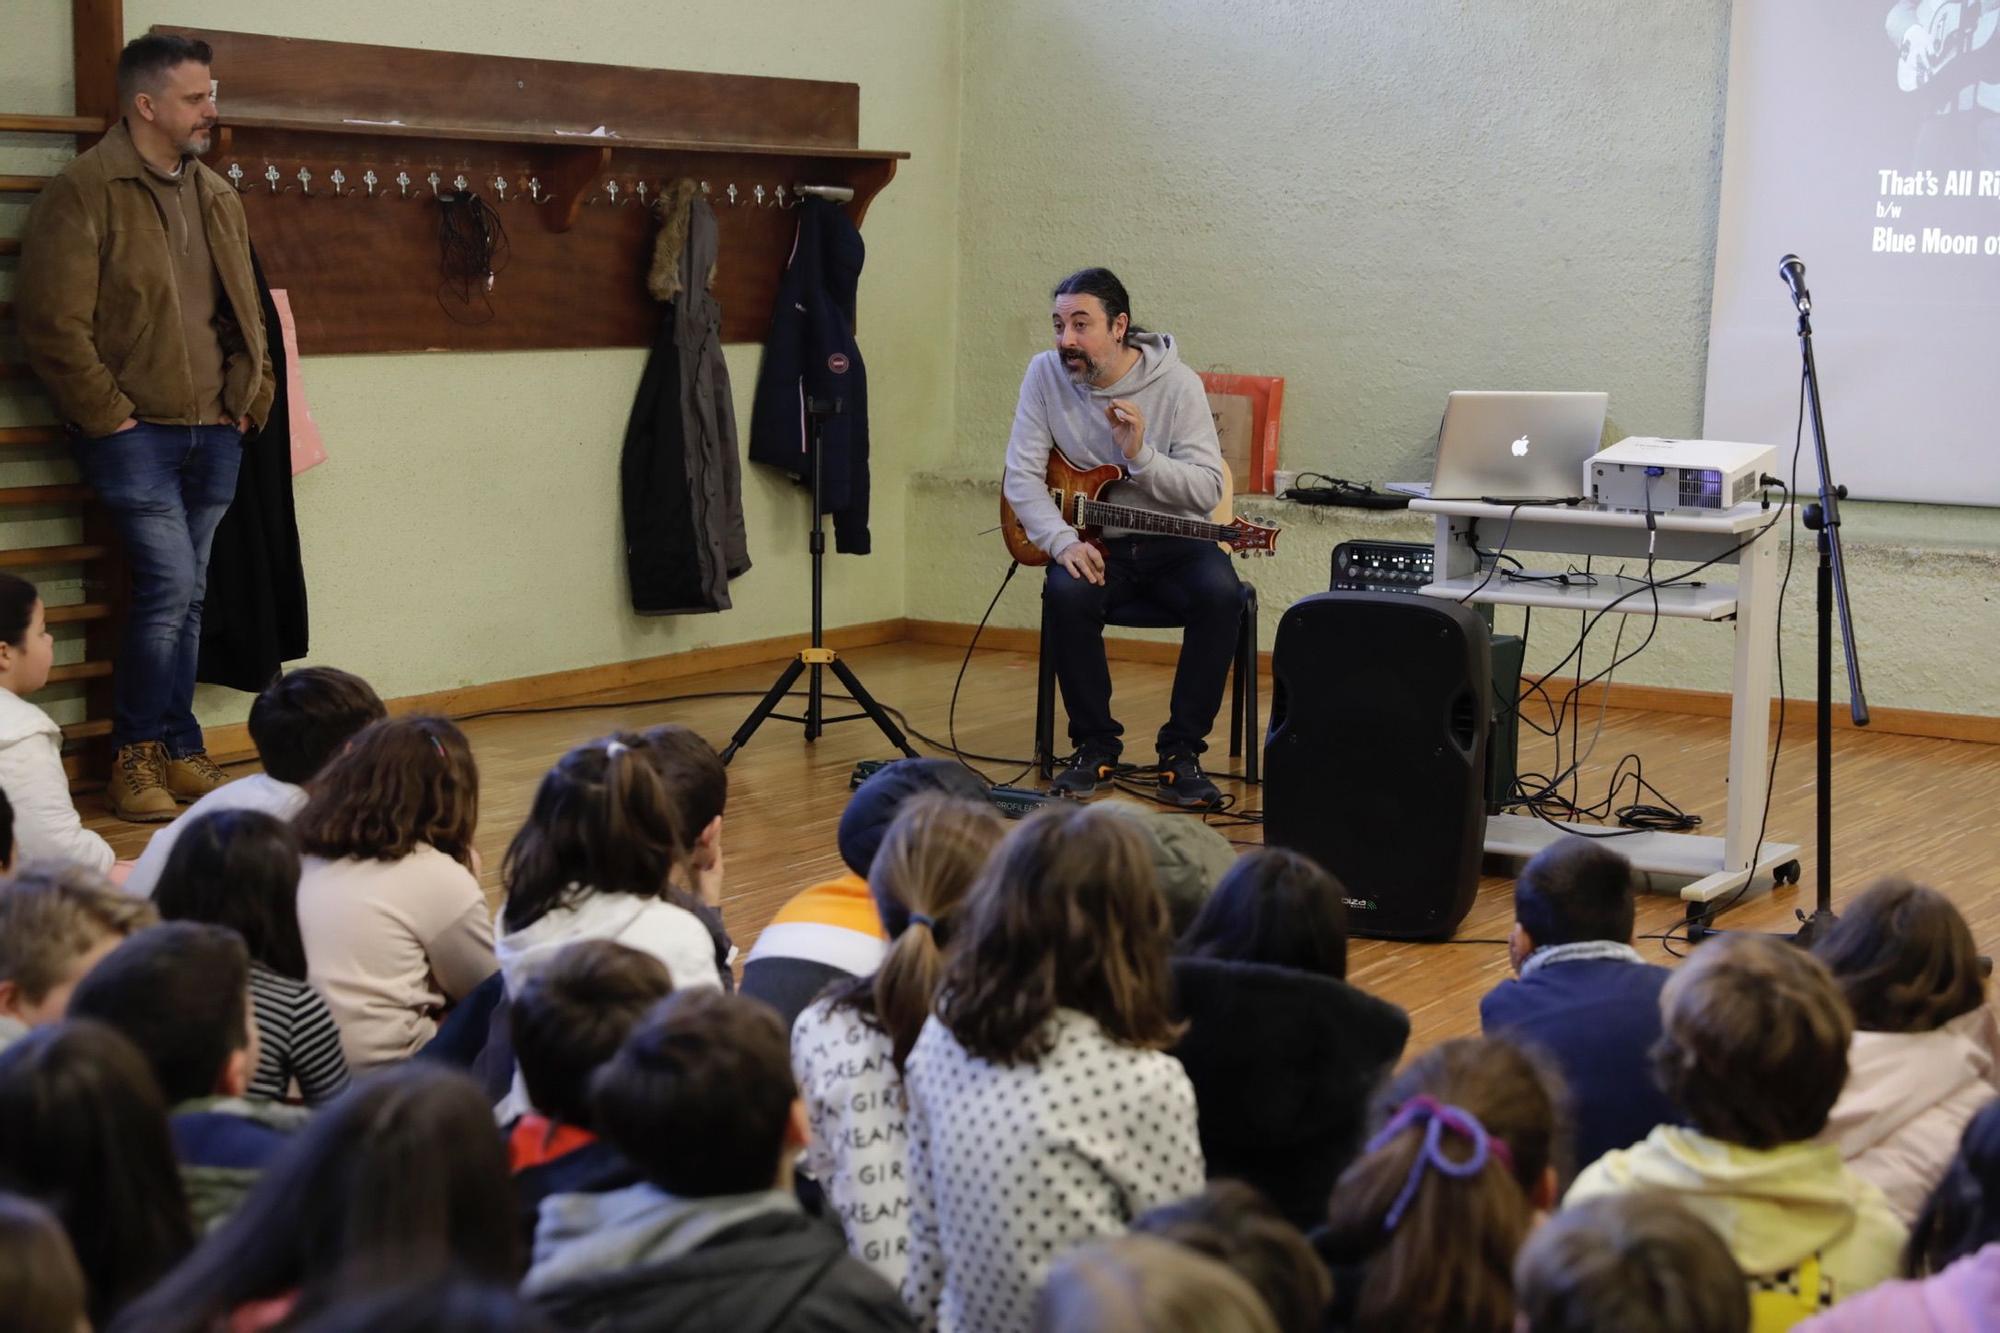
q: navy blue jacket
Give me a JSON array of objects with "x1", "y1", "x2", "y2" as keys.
[
  {"x1": 748, "y1": 198, "x2": 871, "y2": 554},
  {"x1": 1480, "y1": 957, "x2": 1681, "y2": 1172}
]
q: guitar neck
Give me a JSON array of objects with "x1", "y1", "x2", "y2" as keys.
[{"x1": 1080, "y1": 499, "x2": 1233, "y2": 544}]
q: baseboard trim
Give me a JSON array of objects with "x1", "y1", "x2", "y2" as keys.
[
  {"x1": 902, "y1": 618, "x2": 2000, "y2": 747},
  {"x1": 72, "y1": 618, "x2": 912, "y2": 779}
]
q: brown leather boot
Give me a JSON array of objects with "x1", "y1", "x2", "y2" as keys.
[
  {"x1": 164, "y1": 750, "x2": 231, "y2": 803},
  {"x1": 107, "y1": 741, "x2": 178, "y2": 823}
]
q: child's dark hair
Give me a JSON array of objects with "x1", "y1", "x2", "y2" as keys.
[
  {"x1": 938, "y1": 804, "x2": 1182, "y2": 1065},
  {"x1": 512, "y1": 940, "x2": 674, "y2": 1128},
  {"x1": 0, "y1": 1021, "x2": 194, "y2": 1328},
  {"x1": 110, "y1": 1063, "x2": 520, "y2": 1333},
  {"x1": 502, "y1": 735, "x2": 691, "y2": 934},
  {"x1": 1651, "y1": 933, "x2": 1851, "y2": 1149},
  {"x1": 0, "y1": 1192, "x2": 90, "y2": 1333},
  {"x1": 294, "y1": 716, "x2": 480, "y2": 868},
  {"x1": 0, "y1": 787, "x2": 13, "y2": 871},
  {"x1": 247, "y1": 667, "x2": 387, "y2": 785},
  {"x1": 1321, "y1": 1036, "x2": 1564, "y2": 1333},
  {"x1": 1179, "y1": 846, "x2": 1349, "y2": 979},
  {"x1": 1813, "y1": 876, "x2": 1986, "y2": 1034},
  {"x1": 824, "y1": 795, "x2": 1006, "y2": 1069},
  {"x1": 1514, "y1": 1193, "x2": 1747, "y2": 1333},
  {"x1": 1132, "y1": 1180, "x2": 1331, "y2": 1333},
  {"x1": 0, "y1": 573, "x2": 37, "y2": 648},
  {"x1": 1513, "y1": 839, "x2": 1637, "y2": 948},
  {"x1": 153, "y1": 808, "x2": 308, "y2": 980},
  {"x1": 68, "y1": 921, "x2": 252, "y2": 1104},
  {"x1": 1904, "y1": 1096, "x2": 2000, "y2": 1277},
  {"x1": 637, "y1": 724, "x2": 726, "y2": 855},
  {"x1": 592, "y1": 990, "x2": 795, "y2": 1197}
]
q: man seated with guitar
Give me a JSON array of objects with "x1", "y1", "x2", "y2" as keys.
[{"x1": 1003, "y1": 267, "x2": 1238, "y2": 809}]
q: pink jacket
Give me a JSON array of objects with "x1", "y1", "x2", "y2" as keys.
[
  {"x1": 1796, "y1": 1243, "x2": 2000, "y2": 1333},
  {"x1": 1818, "y1": 1004, "x2": 2000, "y2": 1224}
]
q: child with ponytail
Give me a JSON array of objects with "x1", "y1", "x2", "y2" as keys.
[
  {"x1": 498, "y1": 734, "x2": 721, "y2": 1009},
  {"x1": 1316, "y1": 1036, "x2": 1564, "y2": 1333},
  {"x1": 790, "y1": 794, "x2": 1006, "y2": 1286}
]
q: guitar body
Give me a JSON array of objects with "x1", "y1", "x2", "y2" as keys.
[{"x1": 1000, "y1": 446, "x2": 1128, "y2": 567}]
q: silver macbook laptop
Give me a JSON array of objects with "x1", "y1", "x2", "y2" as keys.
[{"x1": 1426, "y1": 390, "x2": 1609, "y2": 503}]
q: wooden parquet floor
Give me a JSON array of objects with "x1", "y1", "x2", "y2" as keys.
[{"x1": 84, "y1": 640, "x2": 2000, "y2": 1057}]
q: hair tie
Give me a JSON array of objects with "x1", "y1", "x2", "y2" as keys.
[
  {"x1": 1364, "y1": 1095, "x2": 1515, "y2": 1232},
  {"x1": 907, "y1": 912, "x2": 935, "y2": 930},
  {"x1": 604, "y1": 739, "x2": 629, "y2": 758},
  {"x1": 428, "y1": 733, "x2": 446, "y2": 759}
]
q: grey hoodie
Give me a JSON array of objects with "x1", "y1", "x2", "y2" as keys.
[
  {"x1": 524, "y1": 1182, "x2": 799, "y2": 1296},
  {"x1": 1002, "y1": 332, "x2": 1226, "y2": 560}
]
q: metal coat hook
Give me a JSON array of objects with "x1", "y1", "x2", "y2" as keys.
[
  {"x1": 329, "y1": 168, "x2": 346, "y2": 197},
  {"x1": 605, "y1": 179, "x2": 620, "y2": 206},
  {"x1": 774, "y1": 185, "x2": 787, "y2": 208},
  {"x1": 699, "y1": 180, "x2": 712, "y2": 195},
  {"x1": 426, "y1": 171, "x2": 442, "y2": 199},
  {"x1": 753, "y1": 184, "x2": 766, "y2": 207},
  {"x1": 453, "y1": 174, "x2": 469, "y2": 193},
  {"x1": 296, "y1": 166, "x2": 313, "y2": 196},
  {"x1": 396, "y1": 170, "x2": 411, "y2": 199},
  {"x1": 725, "y1": 183, "x2": 738, "y2": 206},
  {"x1": 227, "y1": 163, "x2": 244, "y2": 192},
  {"x1": 634, "y1": 180, "x2": 647, "y2": 208},
  {"x1": 264, "y1": 164, "x2": 281, "y2": 194},
  {"x1": 528, "y1": 176, "x2": 543, "y2": 203},
  {"x1": 492, "y1": 175, "x2": 508, "y2": 202},
  {"x1": 363, "y1": 169, "x2": 378, "y2": 198}
]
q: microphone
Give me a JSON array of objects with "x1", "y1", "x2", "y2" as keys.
[{"x1": 1778, "y1": 253, "x2": 1811, "y2": 315}]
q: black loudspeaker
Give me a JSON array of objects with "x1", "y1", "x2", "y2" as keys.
[{"x1": 1263, "y1": 592, "x2": 1491, "y2": 940}]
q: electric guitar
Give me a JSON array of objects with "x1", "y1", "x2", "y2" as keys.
[{"x1": 1000, "y1": 445, "x2": 1281, "y2": 567}]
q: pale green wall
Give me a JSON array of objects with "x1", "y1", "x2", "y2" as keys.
[
  {"x1": 2, "y1": 0, "x2": 964, "y2": 728},
  {"x1": 922, "y1": 0, "x2": 2000, "y2": 718}
]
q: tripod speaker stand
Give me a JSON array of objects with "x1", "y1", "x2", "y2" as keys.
[{"x1": 721, "y1": 396, "x2": 917, "y2": 766}]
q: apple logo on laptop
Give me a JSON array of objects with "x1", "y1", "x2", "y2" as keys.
[{"x1": 1511, "y1": 435, "x2": 1531, "y2": 457}]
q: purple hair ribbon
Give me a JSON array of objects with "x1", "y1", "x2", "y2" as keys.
[{"x1": 1363, "y1": 1094, "x2": 1515, "y2": 1232}]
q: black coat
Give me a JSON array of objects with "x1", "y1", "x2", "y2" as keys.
[
  {"x1": 747, "y1": 197, "x2": 870, "y2": 555},
  {"x1": 1171, "y1": 956, "x2": 1411, "y2": 1230},
  {"x1": 622, "y1": 196, "x2": 751, "y2": 613},
  {"x1": 533, "y1": 1209, "x2": 915, "y2": 1333},
  {"x1": 196, "y1": 248, "x2": 308, "y2": 691}
]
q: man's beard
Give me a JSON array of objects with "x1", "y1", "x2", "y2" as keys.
[
  {"x1": 1061, "y1": 350, "x2": 1099, "y2": 384},
  {"x1": 179, "y1": 123, "x2": 217, "y2": 158}
]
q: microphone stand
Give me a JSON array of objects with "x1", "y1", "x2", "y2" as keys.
[
  {"x1": 720, "y1": 395, "x2": 917, "y2": 766},
  {"x1": 1788, "y1": 284, "x2": 1869, "y2": 947}
]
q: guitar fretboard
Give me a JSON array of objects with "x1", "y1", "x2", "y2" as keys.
[{"x1": 1079, "y1": 499, "x2": 1234, "y2": 544}]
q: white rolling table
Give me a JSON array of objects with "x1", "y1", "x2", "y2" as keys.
[{"x1": 1411, "y1": 497, "x2": 1801, "y2": 915}]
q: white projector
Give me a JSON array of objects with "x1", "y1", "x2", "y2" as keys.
[{"x1": 1587, "y1": 437, "x2": 1776, "y2": 514}]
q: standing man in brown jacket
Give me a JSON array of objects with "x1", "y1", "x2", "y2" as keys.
[{"x1": 17, "y1": 34, "x2": 274, "y2": 822}]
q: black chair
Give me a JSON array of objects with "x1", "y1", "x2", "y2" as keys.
[{"x1": 1032, "y1": 579, "x2": 1260, "y2": 783}]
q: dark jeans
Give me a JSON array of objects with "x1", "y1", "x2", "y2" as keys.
[
  {"x1": 72, "y1": 421, "x2": 243, "y2": 755},
  {"x1": 1044, "y1": 535, "x2": 1242, "y2": 757}
]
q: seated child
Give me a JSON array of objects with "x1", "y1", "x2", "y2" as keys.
[
  {"x1": 1812, "y1": 877, "x2": 1999, "y2": 1222},
  {"x1": 0, "y1": 1192, "x2": 91, "y2": 1333},
  {"x1": 0, "y1": 1021, "x2": 195, "y2": 1327},
  {"x1": 1568, "y1": 933, "x2": 1907, "y2": 1330},
  {"x1": 293, "y1": 716, "x2": 498, "y2": 1071},
  {"x1": 792, "y1": 794, "x2": 1005, "y2": 1286},
  {"x1": 1479, "y1": 838, "x2": 1680, "y2": 1169},
  {"x1": 1799, "y1": 1096, "x2": 2000, "y2": 1331},
  {"x1": 68, "y1": 920, "x2": 305, "y2": 1230},
  {"x1": 1035, "y1": 1234, "x2": 1279, "y2": 1333},
  {"x1": 742, "y1": 757, "x2": 991, "y2": 1031},
  {"x1": 0, "y1": 573, "x2": 113, "y2": 870},
  {"x1": 508, "y1": 939, "x2": 671, "y2": 1248},
  {"x1": 0, "y1": 862, "x2": 156, "y2": 1052},
  {"x1": 1515, "y1": 1193, "x2": 1748, "y2": 1333},
  {"x1": 125, "y1": 666, "x2": 385, "y2": 899},
  {"x1": 525, "y1": 990, "x2": 915, "y2": 1332},
  {"x1": 1132, "y1": 1180, "x2": 1332, "y2": 1333},
  {"x1": 153, "y1": 809, "x2": 351, "y2": 1105},
  {"x1": 637, "y1": 725, "x2": 737, "y2": 988},
  {"x1": 1317, "y1": 1035, "x2": 1563, "y2": 1333},
  {"x1": 1173, "y1": 846, "x2": 1410, "y2": 1229}
]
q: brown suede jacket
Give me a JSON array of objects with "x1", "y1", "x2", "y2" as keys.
[{"x1": 16, "y1": 121, "x2": 274, "y2": 439}]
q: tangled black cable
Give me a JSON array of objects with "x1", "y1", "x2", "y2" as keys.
[{"x1": 436, "y1": 190, "x2": 509, "y2": 324}]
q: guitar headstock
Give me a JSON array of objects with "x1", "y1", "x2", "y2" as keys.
[{"x1": 1223, "y1": 514, "x2": 1281, "y2": 558}]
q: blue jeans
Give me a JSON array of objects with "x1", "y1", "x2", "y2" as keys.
[{"x1": 73, "y1": 422, "x2": 243, "y2": 755}]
